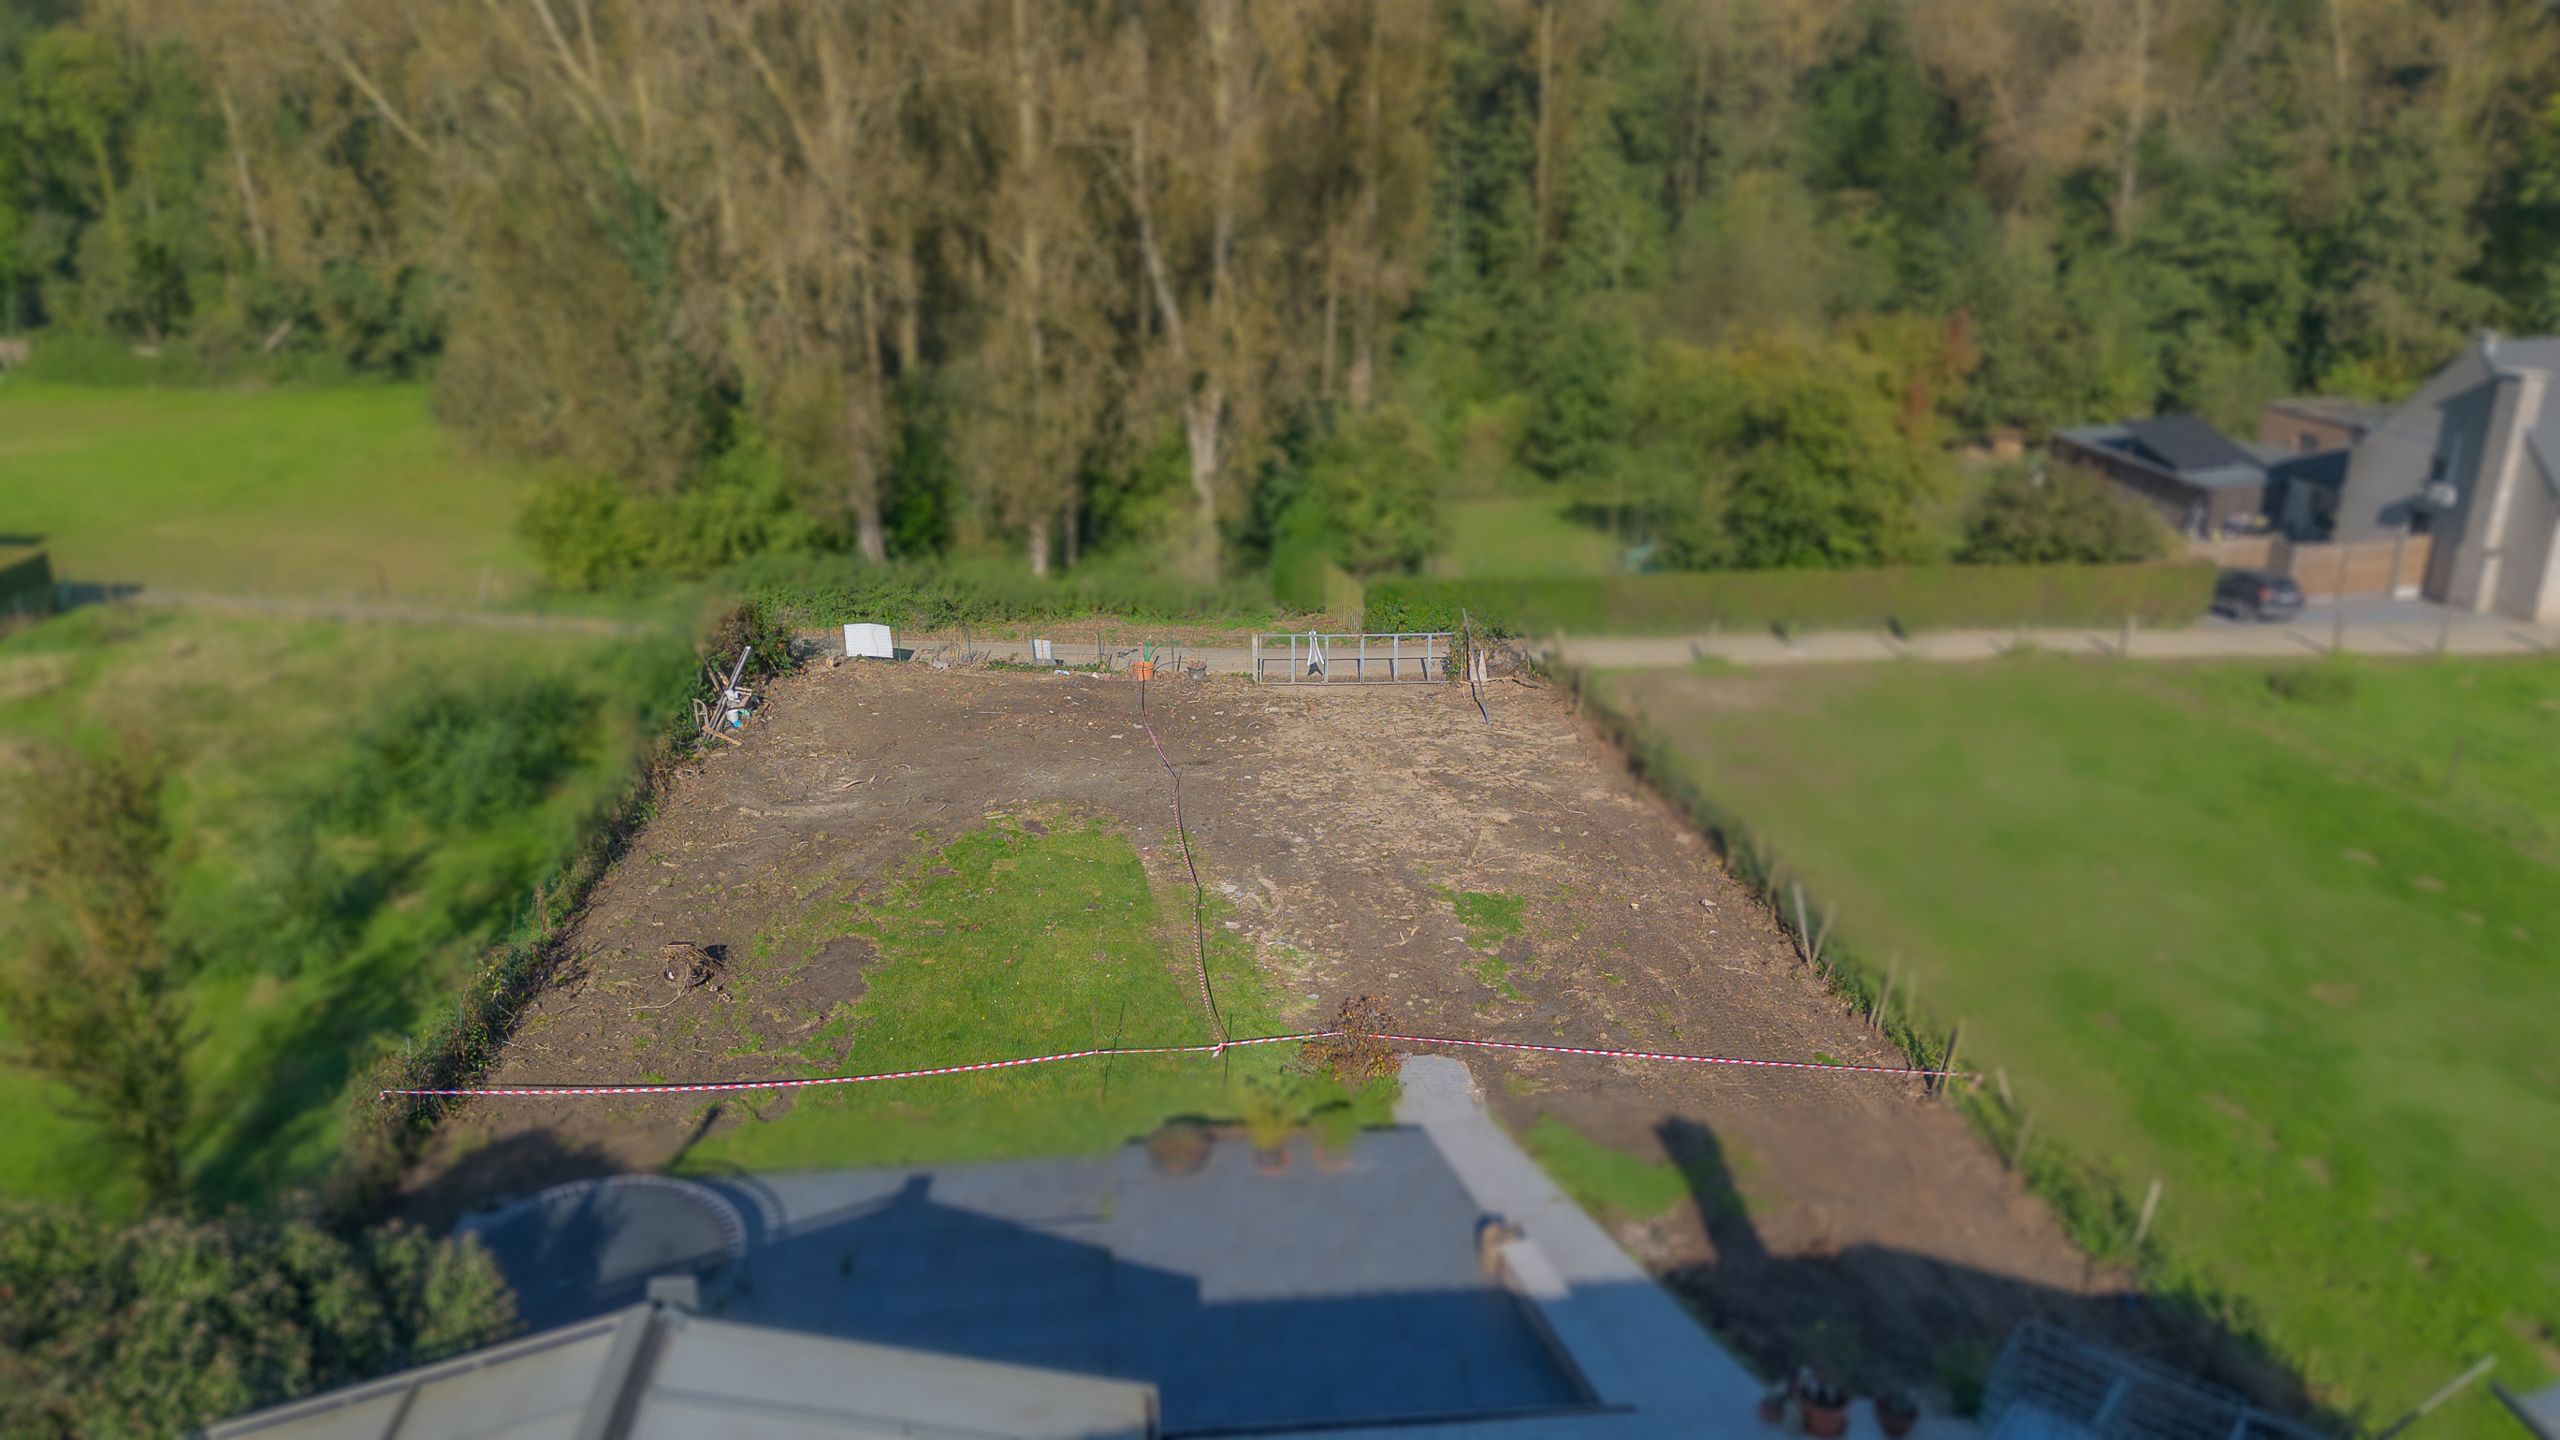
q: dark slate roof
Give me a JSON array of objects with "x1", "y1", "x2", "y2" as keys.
[{"x1": 2125, "y1": 415, "x2": 2261, "y2": 475}]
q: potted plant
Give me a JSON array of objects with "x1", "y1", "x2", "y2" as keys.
[
  {"x1": 1144, "y1": 1120, "x2": 1211, "y2": 1177},
  {"x1": 1242, "y1": 1081, "x2": 1297, "y2": 1174},
  {"x1": 1310, "y1": 1101, "x2": 1360, "y2": 1172},
  {"x1": 1874, "y1": 1389, "x2": 1921, "y2": 1438},
  {"x1": 1794, "y1": 1368, "x2": 1849, "y2": 1440}
]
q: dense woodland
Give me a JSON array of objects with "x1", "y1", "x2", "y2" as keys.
[{"x1": 3, "y1": 0, "x2": 2558, "y2": 582}]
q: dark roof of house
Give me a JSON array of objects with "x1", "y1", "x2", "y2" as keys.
[{"x1": 2125, "y1": 415, "x2": 2262, "y2": 474}]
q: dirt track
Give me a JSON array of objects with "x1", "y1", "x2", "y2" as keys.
[{"x1": 407, "y1": 662, "x2": 2166, "y2": 1389}]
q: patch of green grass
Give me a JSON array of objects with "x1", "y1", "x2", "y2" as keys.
[
  {"x1": 1439, "y1": 886, "x2": 1526, "y2": 952},
  {"x1": 0, "y1": 606, "x2": 686, "y2": 1214},
  {"x1": 1522, "y1": 1117, "x2": 1689, "y2": 1222},
  {"x1": 1600, "y1": 657, "x2": 2560, "y2": 1437},
  {"x1": 2174, "y1": 657, "x2": 2560, "y2": 857},
  {"x1": 0, "y1": 382, "x2": 539, "y2": 601},
  {"x1": 1442, "y1": 498, "x2": 1622, "y2": 578},
  {"x1": 1521, "y1": 1115, "x2": 1750, "y2": 1225},
  {"x1": 1471, "y1": 955, "x2": 1523, "y2": 1001},
  {"x1": 678, "y1": 818, "x2": 1386, "y2": 1173}
]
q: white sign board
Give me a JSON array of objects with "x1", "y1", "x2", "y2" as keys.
[{"x1": 843, "y1": 623, "x2": 896, "y2": 660}]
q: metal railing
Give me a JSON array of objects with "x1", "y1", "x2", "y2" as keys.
[
  {"x1": 1251, "y1": 631, "x2": 1453, "y2": 685},
  {"x1": 1983, "y1": 1322, "x2": 2325, "y2": 1440}
]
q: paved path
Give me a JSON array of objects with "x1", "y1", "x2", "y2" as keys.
[
  {"x1": 1548, "y1": 610, "x2": 2559, "y2": 671},
  {"x1": 1276, "y1": 1056, "x2": 1979, "y2": 1440},
  {"x1": 869, "y1": 603, "x2": 2560, "y2": 680}
]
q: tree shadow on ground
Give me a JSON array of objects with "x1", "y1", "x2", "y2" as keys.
[
  {"x1": 398, "y1": 1126, "x2": 623, "y2": 1234},
  {"x1": 1652, "y1": 1115, "x2": 2337, "y2": 1429}
]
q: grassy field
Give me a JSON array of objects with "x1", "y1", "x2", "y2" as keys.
[
  {"x1": 679, "y1": 817, "x2": 1386, "y2": 1174},
  {"x1": 0, "y1": 381, "x2": 539, "y2": 601},
  {"x1": 1439, "y1": 497, "x2": 1623, "y2": 578},
  {"x1": 0, "y1": 604, "x2": 687, "y2": 1216},
  {"x1": 1597, "y1": 655, "x2": 2560, "y2": 1438}
]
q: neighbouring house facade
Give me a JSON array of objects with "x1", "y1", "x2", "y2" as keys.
[
  {"x1": 2423, "y1": 338, "x2": 2560, "y2": 621},
  {"x1": 2051, "y1": 415, "x2": 2269, "y2": 538},
  {"x1": 2264, "y1": 333, "x2": 2560, "y2": 622},
  {"x1": 2257, "y1": 398, "x2": 2383, "y2": 457}
]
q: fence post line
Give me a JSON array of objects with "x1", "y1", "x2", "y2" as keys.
[{"x1": 2131, "y1": 1177, "x2": 2163, "y2": 1249}]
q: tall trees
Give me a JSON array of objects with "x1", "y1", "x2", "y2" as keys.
[
  {"x1": 10, "y1": 0, "x2": 2559, "y2": 577},
  {"x1": 0, "y1": 741, "x2": 192, "y2": 1212}
]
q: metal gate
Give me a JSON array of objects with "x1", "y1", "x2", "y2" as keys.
[{"x1": 1251, "y1": 631, "x2": 1452, "y2": 685}]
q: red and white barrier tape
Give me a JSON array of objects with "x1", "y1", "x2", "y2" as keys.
[
  {"x1": 380, "y1": 1029, "x2": 1961, "y2": 1100},
  {"x1": 379, "y1": 1031, "x2": 1322, "y2": 1099},
  {"x1": 1378, "y1": 1033, "x2": 1963, "y2": 1077}
]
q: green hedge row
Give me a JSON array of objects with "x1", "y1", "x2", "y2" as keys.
[
  {"x1": 729, "y1": 554, "x2": 1293, "y2": 631},
  {"x1": 1367, "y1": 561, "x2": 2216, "y2": 636}
]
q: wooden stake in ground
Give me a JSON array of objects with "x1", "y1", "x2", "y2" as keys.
[
  {"x1": 1791, "y1": 882, "x2": 1811, "y2": 965},
  {"x1": 2009, "y1": 1108, "x2": 2036, "y2": 1171},
  {"x1": 2375, "y1": 1359, "x2": 2497, "y2": 1440},
  {"x1": 1874, "y1": 954, "x2": 1899, "y2": 1033},
  {"x1": 2131, "y1": 1177, "x2": 2163, "y2": 1249},
  {"x1": 1939, "y1": 1020, "x2": 1964, "y2": 1096}
]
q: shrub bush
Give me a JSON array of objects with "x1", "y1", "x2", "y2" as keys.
[
  {"x1": 729, "y1": 553, "x2": 1288, "y2": 631},
  {"x1": 329, "y1": 680, "x2": 593, "y2": 832},
  {"x1": 1368, "y1": 562, "x2": 2216, "y2": 636},
  {"x1": 2265, "y1": 663, "x2": 2358, "y2": 705},
  {"x1": 1958, "y1": 463, "x2": 2176, "y2": 565},
  {"x1": 0, "y1": 1202, "x2": 515, "y2": 1438}
]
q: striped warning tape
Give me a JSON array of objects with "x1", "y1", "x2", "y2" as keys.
[
  {"x1": 380, "y1": 1029, "x2": 1962, "y2": 1099},
  {"x1": 378, "y1": 1031, "x2": 1322, "y2": 1099},
  {"x1": 1378, "y1": 1032, "x2": 1965, "y2": 1077}
]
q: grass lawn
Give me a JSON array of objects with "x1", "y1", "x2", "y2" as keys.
[
  {"x1": 0, "y1": 605, "x2": 688, "y2": 1215},
  {"x1": 1597, "y1": 655, "x2": 2560, "y2": 1438},
  {"x1": 0, "y1": 381, "x2": 539, "y2": 602},
  {"x1": 680, "y1": 817, "x2": 1388, "y2": 1174},
  {"x1": 1440, "y1": 497, "x2": 1623, "y2": 578}
]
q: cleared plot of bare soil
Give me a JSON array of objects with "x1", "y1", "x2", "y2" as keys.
[{"x1": 407, "y1": 662, "x2": 2161, "y2": 1390}]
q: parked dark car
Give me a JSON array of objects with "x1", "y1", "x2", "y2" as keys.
[{"x1": 2211, "y1": 568, "x2": 2304, "y2": 622}]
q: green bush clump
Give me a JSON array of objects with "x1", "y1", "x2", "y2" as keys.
[
  {"x1": 2265, "y1": 664, "x2": 2358, "y2": 705},
  {"x1": 1369, "y1": 562, "x2": 2215, "y2": 636},
  {"x1": 729, "y1": 552, "x2": 1287, "y2": 630},
  {"x1": 0, "y1": 1201, "x2": 515, "y2": 1439},
  {"x1": 518, "y1": 462, "x2": 821, "y2": 593},
  {"x1": 330, "y1": 680, "x2": 593, "y2": 831}
]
